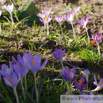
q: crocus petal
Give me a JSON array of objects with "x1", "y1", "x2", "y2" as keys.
[
  {"x1": 73, "y1": 77, "x2": 80, "y2": 89},
  {"x1": 40, "y1": 58, "x2": 48, "y2": 69},
  {"x1": 17, "y1": 54, "x2": 24, "y2": 65},
  {"x1": 34, "y1": 54, "x2": 41, "y2": 63},
  {"x1": 12, "y1": 56, "x2": 18, "y2": 64},
  {"x1": 92, "y1": 86, "x2": 102, "y2": 92},
  {"x1": 72, "y1": 66, "x2": 76, "y2": 75}
]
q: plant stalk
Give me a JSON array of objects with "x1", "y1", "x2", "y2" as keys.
[
  {"x1": 97, "y1": 43, "x2": 100, "y2": 56},
  {"x1": 70, "y1": 22, "x2": 76, "y2": 41},
  {"x1": 34, "y1": 72, "x2": 39, "y2": 103},
  {"x1": 13, "y1": 87, "x2": 19, "y2": 103},
  {"x1": 25, "y1": 75, "x2": 27, "y2": 90},
  {"x1": 47, "y1": 24, "x2": 49, "y2": 36},
  {"x1": 20, "y1": 79, "x2": 25, "y2": 100},
  {"x1": 85, "y1": 27, "x2": 90, "y2": 44}
]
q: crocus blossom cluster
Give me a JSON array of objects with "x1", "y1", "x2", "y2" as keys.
[{"x1": 0, "y1": 51, "x2": 48, "y2": 103}]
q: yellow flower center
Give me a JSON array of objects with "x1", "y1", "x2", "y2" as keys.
[
  {"x1": 3, "y1": 68, "x2": 6, "y2": 72},
  {"x1": 18, "y1": 67, "x2": 20, "y2": 69},
  {"x1": 73, "y1": 7, "x2": 76, "y2": 10},
  {"x1": 10, "y1": 79, "x2": 13, "y2": 84},
  {"x1": 79, "y1": 80, "x2": 82, "y2": 86},
  {"x1": 45, "y1": 17, "x2": 47, "y2": 22},
  {"x1": 82, "y1": 18, "x2": 84, "y2": 20},
  {"x1": 68, "y1": 72, "x2": 70, "y2": 75},
  {"x1": 32, "y1": 60, "x2": 34, "y2": 66},
  {"x1": 95, "y1": 34, "x2": 98, "y2": 37},
  {"x1": 98, "y1": 101, "x2": 102, "y2": 103},
  {"x1": 7, "y1": 78, "x2": 13, "y2": 84}
]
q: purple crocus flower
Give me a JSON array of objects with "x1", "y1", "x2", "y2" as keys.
[
  {"x1": 4, "y1": 72, "x2": 20, "y2": 87},
  {"x1": 40, "y1": 16, "x2": 52, "y2": 25},
  {"x1": 23, "y1": 52, "x2": 48, "y2": 74},
  {"x1": 92, "y1": 32, "x2": 102, "y2": 44},
  {"x1": 0, "y1": 62, "x2": 13, "y2": 77},
  {"x1": 52, "y1": 48, "x2": 65, "y2": 61},
  {"x1": 13, "y1": 63, "x2": 28, "y2": 80},
  {"x1": 92, "y1": 74, "x2": 103, "y2": 92},
  {"x1": 64, "y1": 13, "x2": 74, "y2": 23},
  {"x1": 61, "y1": 67, "x2": 76, "y2": 81},
  {"x1": 1, "y1": 0, "x2": 6, "y2": 4},
  {"x1": 73, "y1": 77, "x2": 89, "y2": 92},
  {"x1": 71, "y1": 6, "x2": 80, "y2": 13},
  {"x1": 77, "y1": 16, "x2": 89, "y2": 27},
  {"x1": 12, "y1": 53, "x2": 29, "y2": 78},
  {"x1": 54, "y1": 16, "x2": 63, "y2": 24},
  {"x1": 3, "y1": 3, "x2": 14, "y2": 15}
]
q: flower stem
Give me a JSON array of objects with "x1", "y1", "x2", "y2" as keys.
[
  {"x1": 10, "y1": 13, "x2": 14, "y2": 28},
  {"x1": 13, "y1": 87, "x2": 19, "y2": 103},
  {"x1": 47, "y1": 24, "x2": 49, "y2": 36},
  {"x1": 59, "y1": 23, "x2": 63, "y2": 34},
  {"x1": 25, "y1": 75, "x2": 27, "y2": 90},
  {"x1": 67, "y1": 81, "x2": 72, "y2": 95},
  {"x1": 0, "y1": 23, "x2": 1, "y2": 35},
  {"x1": 61, "y1": 61, "x2": 65, "y2": 69},
  {"x1": 67, "y1": 81, "x2": 70, "y2": 94},
  {"x1": 20, "y1": 79, "x2": 25, "y2": 100},
  {"x1": 85, "y1": 27, "x2": 90, "y2": 44},
  {"x1": 97, "y1": 43, "x2": 100, "y2": 56},
  {"x1": 70, "y1": 22, "x2": 76, "y2": 41},
  {"x1": 34, "y1": 72, "x2": 39, "y2": 103}
]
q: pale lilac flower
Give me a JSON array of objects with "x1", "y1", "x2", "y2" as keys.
[
  {"x1": 71, "y1": 6, "x2": 80, "y2": 13},
  {"x1": 37, "y1": 9, "x2": 51, "y2": 19},
  {"x1": 64, "y1": 13, "x2": 74, "y2": 23},
  {"x1": 77, "y1": 16, "x2": 89, "y2": 27},
  {"x1": 54, "y1": 16, "x2": 63, "y2": 24},
  {"x1": 81, "y1": 69, "x2": 90, "y2": 82},
  {"x1": 42, "y1": 9, "x2": 51, "y2": 16},
  {"x1": 4, "y1": 3, "x2": 14, "y2": 15},
  {"x1": 1, "y1": 0, "x2": 6, "y2": 4},
  {"x1": 92, "y1": 74, "x2": 103, "y2": 92},
  {"x1": 40, "y1": 16, "x2": 52, "y2": 25},
  {"x1": 37, "y1": 12, "x2": 46, "y2": 18}
]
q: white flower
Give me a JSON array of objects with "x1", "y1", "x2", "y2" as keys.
[{"x1": 4, "y1": 3, "x2": 14, "y2": 15}]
